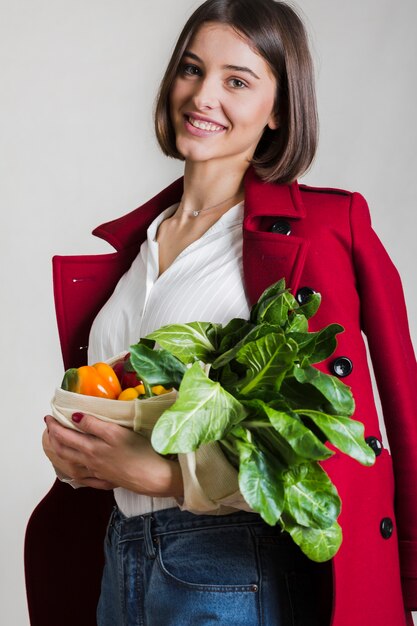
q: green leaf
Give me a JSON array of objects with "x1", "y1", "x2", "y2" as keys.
[
  {"x1": 289, "y1": 323, "x2": 344, "y2": 365},
  {"x1": 236, "y1": 333, "x2": 297, "y2": 397},
  {"x1": 296, "y1": 292, "x2": 321, "y2": 319},
  {"x1": 285, "y1": 312, "x2": 308, "y2": 333},
  {"x1": 255, "y1": 290, "x2": 299, "y2": 328},
  {"x1": 217, "y1": 318, "x2": 254, "y2": 353},
  {"x1": 283, "y1": 463, "x2": 341, "y2": 529},
  {"x1": 218, "y1": 362, "x2": 241, "y2": 390},
  {"x1": 151, "y1": 363, "x2": 247, "y2": 454},
  {"x1": 282, "y1": 516, "x2": 343, "y2": 562},
  {"x1": 206, "y1": 323, "x2": 223, "y2": 351},
  {"x1": 138, "y1": 337, "x2": 156, "y2": 350},
  {"x1": 245, "y1": 399, "x2": 333, "y2": 462},
  {"x1": 211, "y1": 323, "x2": 280, "y2": 370},
  {"x1": 299, "y1": 409, "x2": 376, "y2": 466},
  {"x1": 233, "y1": 427, "x2": 285, "y2": 526},
  {"x1": 146, "y1": 321, "x2": 217, "y2": 364},
  {"x1": 249, "y1": 278, "x2": 287, "y2": 324},
  {"x1": 129, "y1": 343, "x2": 186, "y2": 389},
  {"x1": 294, "y1": 365, "x2": 354, "y2": 416},
  {"x1": 279, "y1": 378, "x2": 336, "y2": 415}
]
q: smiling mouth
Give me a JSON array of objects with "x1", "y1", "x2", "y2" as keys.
[{"x1": 186, "y1": 115, "x2": 226, "y2": 132}]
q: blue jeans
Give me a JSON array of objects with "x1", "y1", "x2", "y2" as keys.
[{"x1": 97, "y1": 506, "x2": 331, "y2": 626}]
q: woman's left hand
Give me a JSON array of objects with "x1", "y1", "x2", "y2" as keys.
[{"x1": 43, "y1": 413, "x2": 184, "y2": 497}]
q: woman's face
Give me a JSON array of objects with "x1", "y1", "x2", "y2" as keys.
[{"x1": 169, "y1": 22, "x2": 278, "y2": 168}]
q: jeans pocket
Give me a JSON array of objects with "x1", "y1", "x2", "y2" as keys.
[
  {"x1": 144, "y1": 525, "x2": 261, "y2": 626},
  {"x1": 155, "y1": 524, "x2": 259, "y2": 592}
]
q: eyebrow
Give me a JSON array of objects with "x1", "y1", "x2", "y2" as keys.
[{"x1": 183, "y1": 50, "x2": 260, "y2": 80}]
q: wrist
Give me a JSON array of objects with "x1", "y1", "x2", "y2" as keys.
[
  {"x1": 124, "y1": 456, "x2": 184, "y2": 498},
  {"x1": 160, "y1": 458, "x2": 184, "y2": 498}
]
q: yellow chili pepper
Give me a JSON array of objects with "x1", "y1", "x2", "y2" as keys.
[
  {"x1": 117, "y1": 387, "x2": 139, "y2": 401},
  {"x1": 117, "y1": 384, "x2": 170, "y2": 400},
  {"x1": 151, "y1": 385, "x2": 173, "y2": 395}
]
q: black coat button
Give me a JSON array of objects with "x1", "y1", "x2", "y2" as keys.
[
  {"x1": 365, "y1": 436, "x2": 383, "y2": 457},
  {"x1": 380, "y1": 517, "x2": 394, "y2": 539},
  {"x1": 269, "y1": 220, "x2": 291, "y2": 235},
  {"x1": 331, "y1": 356, "x2": 353, "y2": 377},
  {"x1": 296, "y1": 287, "x2": 316, "y2": 305}
]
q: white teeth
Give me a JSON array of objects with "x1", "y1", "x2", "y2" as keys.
[{"x1": 188, "y1": 116, "x2": 224, "y2": 131}]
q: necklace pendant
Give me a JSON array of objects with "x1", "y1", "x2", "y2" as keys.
[{"x1": 192, "y1": 210, "x2": 199, "y2": 217}]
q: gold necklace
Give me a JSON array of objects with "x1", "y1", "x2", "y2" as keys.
[{"x1": 180, "y1": 192, "x2": 242, "y2": 217}]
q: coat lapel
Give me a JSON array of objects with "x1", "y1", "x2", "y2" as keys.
[
  {"x1": 91, "y1": 167, "x2": 308, "y2": 307},
  {"x1": 243, "y1": 167, "x2": 308, "y2": 305}
]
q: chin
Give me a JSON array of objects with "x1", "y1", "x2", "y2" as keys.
[{"x1": 176, "y1": 142, "x2": 217, "y2": 163}]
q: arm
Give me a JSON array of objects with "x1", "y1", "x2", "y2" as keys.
[
  {"x1": 350, "y1": 192, "x2": 417, "y2": 607},
  {"x1": 43, "y1": 413, "x2": 183, "y2": 498},
  {"x1": 44, "y1": 411, "x2": 250, "y2": 514}
]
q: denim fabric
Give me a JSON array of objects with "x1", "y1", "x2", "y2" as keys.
[{"x1": 97, "y1": 506, "x2": 330, "y2": 626}]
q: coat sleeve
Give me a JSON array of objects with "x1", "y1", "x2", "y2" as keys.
[{"x1": 350, "y1": 192, "x2": 417, "y2": 608}]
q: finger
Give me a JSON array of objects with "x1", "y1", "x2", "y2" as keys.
[
  {"x1": 45, "y1": 415, "x2": 97, "y2": 453},
  {"x1": 70, "y1": 412, "x2": 125, "y2": 444},
  {"x1": 45, "y1": 424, "x2": 93, "y2": 467}
]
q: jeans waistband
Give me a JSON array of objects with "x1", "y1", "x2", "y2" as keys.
[{"x1": 108, "y1": 505, "x2": 270, "y2": 542}]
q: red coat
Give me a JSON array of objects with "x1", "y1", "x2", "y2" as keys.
[{"x1": 25, "y1": 167, "x2": 417, "y2": 626}]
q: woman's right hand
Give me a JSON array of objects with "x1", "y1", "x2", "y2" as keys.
[{"x1": 42, "y1": 422, "x2": 115, "y2": 490}]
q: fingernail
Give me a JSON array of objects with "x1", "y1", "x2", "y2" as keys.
[
  {"x1": 72, "y1": 412, "x2": 84, "y2": 423},
  {"x1": 44, "y1": 416, "x2": 47, "y2": 423}
]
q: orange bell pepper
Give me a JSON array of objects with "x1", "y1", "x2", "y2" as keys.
[{"x1": 61, "y1": 363, "x2": 122, "y2": 399}]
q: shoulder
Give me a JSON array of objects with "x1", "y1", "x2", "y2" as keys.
[
  {"x1": 299, "y1": 182, "x2": 352, "y2": 208},
  {"x1": 298, "y1": 183, "x2": 371, "y2": 224}
]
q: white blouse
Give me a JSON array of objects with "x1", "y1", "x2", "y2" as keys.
[{"x1": 88, "y1": 200, "x2": 251, "y2": 517}]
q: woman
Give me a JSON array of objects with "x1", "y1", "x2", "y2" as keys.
[{"x1": 34, "y1": 0, "x2": 416, "y2": 625}]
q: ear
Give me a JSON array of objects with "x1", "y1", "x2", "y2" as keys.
[{"x1": 267, "y1": 112, "x2": 279, "y2": 131}]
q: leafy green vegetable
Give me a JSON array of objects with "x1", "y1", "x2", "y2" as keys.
[
  {"x1": 283, "y1": 463, "x2": 340, "y2": 529},
  {"x1": 289, "y1": 323, "x2": 344, "y2": 365},
  {"x1": 147, "y1": 321, "x2": 218, "y2": 364},
  {"x1": 232, "y1": 426, "x2": 285, "y2": 526},
  {"x1": 298, "y1": 409, "x2": 375, "y2": 466},
  {"x1": 236, "y1": 333, "x2": 297, "y2": 398},
  {"x1": 130, "y1": 343, "x2": 186, "y2": 389},
  {"x1": 245, "y1": 399, "x2": 333, "y2": 462},
  {"x1": 151, "y1": 363, "x2": 247, "y2": 454},
  {"x1": 282, "y1": 516, "x2": 343, "y2": 563},
  {"x1": 293, "y1": 365, "x2": 354, "y2": 415},
  {"x1": 127, "y1": 278, "x2": 375, "y2": 562}
]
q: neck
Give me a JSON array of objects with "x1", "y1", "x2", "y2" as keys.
[{"x1": 179, "y1": 159, "x2": 248, "y2": 217}]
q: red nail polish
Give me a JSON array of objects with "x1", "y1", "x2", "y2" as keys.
[{"x1": 72, "y1": 412, "x2": 84, "y2": 423}]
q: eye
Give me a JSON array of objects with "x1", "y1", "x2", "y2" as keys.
[
  {"x1": 229, "y1": 78, "x2": 247, "y2": 89},
  {"x1": 180, "y1": 63, "x2": 201, "y2": 77}
]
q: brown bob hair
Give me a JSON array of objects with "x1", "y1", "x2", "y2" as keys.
[{"x1": 154, "y1": 0, "x2": 318, "y2": 184}]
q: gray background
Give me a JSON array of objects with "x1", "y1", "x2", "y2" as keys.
[{"x1": 0, "y1": 0, "x2": 415, "y2": 623}]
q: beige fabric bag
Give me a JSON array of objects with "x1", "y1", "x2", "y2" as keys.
[
  {"x1": 51, "y1": 353, "x2": 248, "y2": 514},
  {"x1": 51, "y1": 386, "x2": 177, "y2": 436}
]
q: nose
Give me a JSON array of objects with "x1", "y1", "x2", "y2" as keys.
[{"x1": 192, "y1": 75, "x2": 221, "y2": 110}]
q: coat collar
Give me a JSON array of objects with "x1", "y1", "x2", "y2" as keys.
[
  {"x1": 92, "y1": 176, "x2": 184, "y2": 252},
  {"x1": 243, "y1": 166, "x2": 306, "y2": 218},
  {"x1": 92, "y1": 166, "x2": 305, "y2": 252}
]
